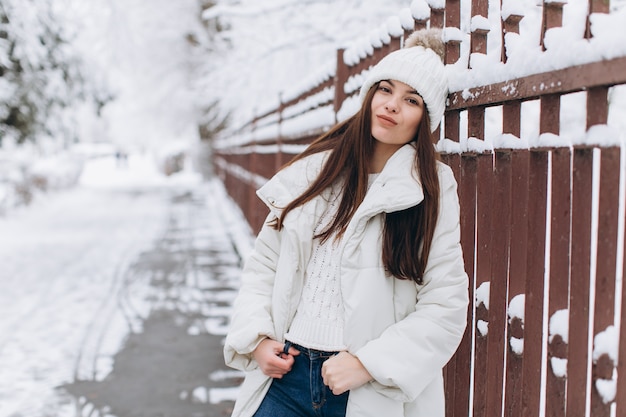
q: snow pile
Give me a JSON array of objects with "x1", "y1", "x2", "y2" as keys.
[
  {"x1": 0, "y1": 145, "x2": 84, "y2": 215},
  {"x1": 593, "y1": 325, "x2": 618, "y2": 403},
  {"x1": 507, "y1": 294, "x2": 525, "y2": 355},
  {"x1": 475, "y1": 281, "x2": 490, "y2": 336},
  {"x1": 548, "y1": 309, "x2": 569, "y2": 378}
]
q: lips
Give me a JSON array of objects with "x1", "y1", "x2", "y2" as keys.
[{"x1": 376, "y1": 114, "x2": 397, "y2": 126}]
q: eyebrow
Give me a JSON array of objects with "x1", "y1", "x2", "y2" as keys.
[{"x1": 384, "y1": 79, "x2": 420, "y2": 96}]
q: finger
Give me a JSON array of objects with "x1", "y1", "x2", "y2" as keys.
[{"x1": 281, "y1": 341, "x2": 293, "y2": 355}]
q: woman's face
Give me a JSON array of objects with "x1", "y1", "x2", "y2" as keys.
[{"x1": 370, "y1": 80, "x2": 424, "y2": 151}]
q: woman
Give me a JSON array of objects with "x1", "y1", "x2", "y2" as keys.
[{"x1": 224, "y1": 29, "x2": 468, "y2": 417}]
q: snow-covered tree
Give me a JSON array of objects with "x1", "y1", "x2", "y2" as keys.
[{"x1": 0, "y1": 0, "x2": 101, "y2": 148}]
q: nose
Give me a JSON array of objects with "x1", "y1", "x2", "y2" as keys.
[{"x1": 385, "y1": 98, "x2": 399, "y2": 113}]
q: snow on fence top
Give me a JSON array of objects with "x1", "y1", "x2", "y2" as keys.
[{"x1": 214, "y1": 0, "x2": 626, "y2": 151}]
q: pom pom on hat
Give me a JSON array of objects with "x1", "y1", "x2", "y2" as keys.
[{"x1": 359, "y1": 29, "x2": 448, "y2": 132}]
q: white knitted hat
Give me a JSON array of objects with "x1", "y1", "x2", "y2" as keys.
[{"x1": 359, "y1": 29, "x2": 448, "y2": 132}]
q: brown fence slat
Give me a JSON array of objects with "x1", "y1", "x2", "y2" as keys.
[
  {"x1": 545, "y1": 147, "x2": 571, "y2": 417},
  {"x1": 566, "y1": 146, "x2": 594, "y2": 417},
  {"x1": 445, "y1": 0, "x2": 461, "y2": 65},
  {"x1": 441, "y1": 143, "x2": 461, "y2": 417},
  {"x1": 470, "y1": 0, "x2": 489, "y2": 57},
  {"x1": 540, "y1": 94, "x2": 560, "y2": 135},
  {"x1": 617, "y1": 170, "x2": 626, "y2": 414},
  {"x1": 590, "y1": 146, "x2": 621, "y2": 415},
  {"x1": 445, "y1": 110, "x2": 461, "y2": 143},
  {"x1": 521, "y1": 150, "x2": 548, "y2": 416},
  {"x1": 485, "y1": 150, "x2": 511, "y2": 417},
  {"x1": 541, "y1": 1, "x2": 565, "y2": 50},
  {"x1": 453, "y1": 153, "x2": 478, "y2": 417},
  {"x1": 468, "y1": 107, "x2": 485, "y2": 140},
  {"x1": 587, "y1": 87, "x2": 609, "y2": 128},
  {"x1": 473, "y1": 151, "x2": 495, "y2": 417},
  {"x1": 504, "y1": 150, "x2": 530, "y2": 417}
]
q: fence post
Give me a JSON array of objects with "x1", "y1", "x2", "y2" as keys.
[
  {"x1": 334, "y1": 48, "x2": 348, "y2": 123},
  {"x1": 501, "y1": 13, "x2": 523, "y2": 63},
  {"x1": 501, "y1": 13, "x2": 523, "y2": 137},
  {"x1": 472, "y1": 151, "x2": 494, "y2": 417},
  {"x1": 276, "y1": 93, "x2": 284, "y2": 172},
  {"x1": 567, "y1": 146, "x2": 594, "y2": 417},
  {"x1": 453, "y1": 152, "x2": 477, "y2": 417},
  {"x1": 545, "y1": 146, "x2": 571, "y2": 417},
  {"x1": 444, "y1": 0, "x2": 461, "y2": 143},
  {"x1": 589, "y1": 146, "x2": 620, "y2": 416},
  {"x1": 470, "y1": 0, "x2": 489, "y2": 58},
  {"x1": 485, "y1": 150, "x2": 511, "y2": 417},
  {"x1": 585, "y1": 0, "x2": 610, "y2": 38},
  {"x1": 541, "y1": 1, "x2": 565, "y2": 50},
  {"x1": 504, "y1": 150, "x2": 530, "y2": 417},
  {"x1": 521, "y1": 149, "x2": 548, "y2": 416},
  {"x1": 618, "y1": 222, "x2": 626, "y2": 415},
  {"x1": 429, "y1": 4, "x2": 445, "y2": 28}
]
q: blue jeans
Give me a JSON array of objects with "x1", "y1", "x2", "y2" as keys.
[{"x1": 253, "y1": 342, "x2": 349, "y2": 417}]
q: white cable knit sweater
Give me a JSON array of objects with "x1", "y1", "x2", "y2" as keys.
[{"x1": 285, "y1": 174, "x2": 379, "y2": 351}]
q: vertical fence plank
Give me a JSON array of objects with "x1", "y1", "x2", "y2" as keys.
[
  {"x1": 443, "y1": 151, "x2": 462, "y2": 417},
  {"x1": 334, "y1": 49, "x2": 348, "y2": 120},
  {"x1": 473, "y1": 151, "x2": 494, "y2": 417},
  {"x1": 430, "y1": 6, "x2": 445, "y2": 28},
  {"x1": 540, "y1": 95, "x2": 560, "y2": 135},
  {"x1": 485, "y1": 150, "x2": 511, "y2": 417},
  {"x1": 585, "y1": 0, "x2": 610, "y2": 38},
  {"x1": 522, "y1": 149, "x2": 549, "y2": 416},
  {"x1": 587, "y1": 87, "x2": 609, "y2": 129},
  {"x1": 501, "y1": 14, "x2": 523, "y2": 63},
  {"x1": 505, "y1": 150, "x2": 530, "y2": 417},
  {"x1": 453, "y1": 153, "x2": 477, "y2": 417},
  {"x1": 545, "y1": 147, "x2": 571, "y2": 417},
  {"x1": 503, "y1": 102, "x2": 521, "y2": 138},
  {"x1": 445, "y1": 111, "x2": 461, "y2": 143},
  {"x1": 444, "y1": 0, "x2": 461, "y2": 147},
  {"x1": 590, "y1": 147, "x2": 621, "y2": 415},
  {"x1": 445, "y1": 0, "x2": 461, "y2": 65},
  {"x1": 469, "y1": 108, "x2": 485, "y2": 140},
  {"x1": 470, "y1": 0, "x2": 489, "y2": 57},
  {"x1": 566, "y1": 146, "x2": 594, "y2": 417},
  {"x1": 541, "y1": 1, "x2": 565, "y2": 51},
  {"x1": 617, "y1": 159, "x2": 626, "y2": 414},
  {"x1": 248, "y1": 149, "x2": 258, "y2": 232}
]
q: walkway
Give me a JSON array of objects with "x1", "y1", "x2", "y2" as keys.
[{"x1": 0, "y1": 159, "x2": 252, "y2": 417}]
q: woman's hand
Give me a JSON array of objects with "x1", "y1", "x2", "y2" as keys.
[
  {"x1": 252, "y1": 338, "x2": 300, "y2": 378},
  {"x1": 321, "y1": 351, "x2": 373, "y2": 395}
]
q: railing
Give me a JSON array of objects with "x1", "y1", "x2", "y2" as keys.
[{"x1": 214, "y1": 1, "x2": 626, "y2": 416}]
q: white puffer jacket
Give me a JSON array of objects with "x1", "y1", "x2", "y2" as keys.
[{"x1": 224, "y1": 143, "x2": 469, "y2": 417}]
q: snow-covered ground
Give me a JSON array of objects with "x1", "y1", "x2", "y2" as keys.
[{"x1": 0, "y1": 154, "x2": 251, "y2": 417}]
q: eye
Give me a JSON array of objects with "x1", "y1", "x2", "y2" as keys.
[
  {"x1": 377, "y1": 84, "x2": 391, "y2": 93},
  {"x1": 407, "y1": 96, "x2": 423, "y2": 106}
]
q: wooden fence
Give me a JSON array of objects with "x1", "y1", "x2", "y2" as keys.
[{"x1": 214, "y1": 1, "x2": 626, "y2": 416}]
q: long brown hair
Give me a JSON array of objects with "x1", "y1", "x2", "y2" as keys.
[{"x1": 272, "y1": 82, "x2": 440, "y2": 284}]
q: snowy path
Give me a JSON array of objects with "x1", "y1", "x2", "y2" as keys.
[
  {"x1": 0, "y1": 184, "x2": 172, "y2": 415},
  {"x1": 0, "y1": 156, "x2": 251, "y2": 417}
]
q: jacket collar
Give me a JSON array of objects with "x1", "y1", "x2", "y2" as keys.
[
  {"x1": 358, "y1": 143, "x2": 424, "y2": 215},
  {"x1": 256, "y1": 143, "x2": 424, "y2": 222}
]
